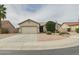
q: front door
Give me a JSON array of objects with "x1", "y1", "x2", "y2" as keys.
[{"x1": 40, "y1": 26, "x2": 43, "y2": 33}]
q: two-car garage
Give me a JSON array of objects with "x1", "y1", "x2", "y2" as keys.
[{"x1": 19, "y1": 19, "x2": 40, "y2": 34}]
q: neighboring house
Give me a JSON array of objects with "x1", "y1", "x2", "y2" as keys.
[
  {"x1": 59, "y1": 22, "x2": 79, "y2": 32},
  {"x1": 19, "y1": 19, "x2": 61, "y2": 34},
  {"x1": 2, "y1": 20, "x2": 16, "y2": 33}
]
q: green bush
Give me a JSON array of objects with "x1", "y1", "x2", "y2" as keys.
[
  {"x1": 46, "y1": 21, "x2": 56, "y2": 33},
  {"x1": 46, "y1": 31, "x2": 52, "y2": 35},
  {"x1": 75, "y1": 28, "x2": 79, "y2": 33},
  {"x1": 2, "y1": 28, "x2": 9, "y2": 34},
  {"x1": 59, "y1": 32, "x2": 69, "y2": 35}
]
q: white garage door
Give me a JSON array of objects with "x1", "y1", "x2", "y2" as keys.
[{"x1": 21, "y1": 27, "x2": 38, "y2": 34}]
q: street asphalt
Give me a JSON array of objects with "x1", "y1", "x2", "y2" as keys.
[{"x1": 0, "y1": 46, "x2": 79, "y2": 55}]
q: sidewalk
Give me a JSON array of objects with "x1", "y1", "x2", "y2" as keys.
[{"x1": 0, "y1": 34, "x2": 79, "y2": 50}]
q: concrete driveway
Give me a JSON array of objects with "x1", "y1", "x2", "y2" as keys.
[
  {"x1": 0, "y1": 34, "x2": 38, "y2": 50},
  {"x1": 0, "y1": 34, "x2": 38, "y2": 42}
]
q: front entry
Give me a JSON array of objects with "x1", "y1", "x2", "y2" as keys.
[{"x1": 40, "y1": 26, "x2": 43, "y2": 33}]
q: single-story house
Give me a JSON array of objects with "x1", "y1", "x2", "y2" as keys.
[
  {"x1": 19, "y1": 19, "x2": 61, "y2": 34},
  {"x1": 2, "y1": 20, "x2": 16, "y2": 33},
  {"x1": 59, "y1": 22, "x2": 79, "y2": 32}
]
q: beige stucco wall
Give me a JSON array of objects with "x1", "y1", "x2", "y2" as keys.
[
  {"x1": 61, "y1": 24, "x2": 70, "y2": 29},
  {"x1": 59, "y1": 24, "x2": 70, "y2": 32},
  {"x1": 43, "y1": 25, "x2": 47, "y2": 32},
  {"x1": 19, "y1": 28, "x2": 21, "y2": 33},
  {"x1": 19, "y1": 20, "x2": 40, "y2": 33}
]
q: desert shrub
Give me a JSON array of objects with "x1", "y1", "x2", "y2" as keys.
[
  {"x1": 2, "y1": 28, "x2": 9, "y2": 34},
  {"x1": 75, "y1": 28, "x2": 79, "y2": 33},
  {"x1": 67, "y1": 28, "x2": 71, "y2": 32},
  {"x1": 59, "y1": 32, "x2": 69, "y2": 35},
  {"x1": 55, "y1": 30, "x2": 59, "y2": 33},
  {"x1": 46, "y1": 31, "x2": 52, "y2": 35}
]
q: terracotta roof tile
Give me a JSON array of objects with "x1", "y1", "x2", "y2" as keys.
[{"x1": 63, "y1": 22, "x2": 79, "y2": 26}]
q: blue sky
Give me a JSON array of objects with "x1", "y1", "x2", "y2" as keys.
[{"x1": 5, "y1": 4, "x2": 79, "y2": 27}]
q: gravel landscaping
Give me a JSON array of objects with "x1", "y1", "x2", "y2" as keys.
[{"x1": 38, "y1": 33, "x2": 69, "y2": 41}]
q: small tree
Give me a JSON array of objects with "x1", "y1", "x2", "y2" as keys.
[
  {"x1": 46, "y1": 21, "x2": 56, "y2": 33},
  {"x1": 0, "y1": 5, "x2": 6, "y2": 33},
  {"x1": 75, "y1": 28, "x2": 79, "y2": 33}
]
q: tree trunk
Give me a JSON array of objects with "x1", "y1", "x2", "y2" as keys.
[{"x1": 0, "y1": 18, "x2": 2, "y2": 34}]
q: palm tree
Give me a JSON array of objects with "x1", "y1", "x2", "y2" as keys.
[{"x1": 0, "y1": 5, "x2": 6, "y2": 33}]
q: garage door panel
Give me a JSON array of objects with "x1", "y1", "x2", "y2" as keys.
[{"x1": 21, "y1": 27, "x2": 38, "y2": 34}]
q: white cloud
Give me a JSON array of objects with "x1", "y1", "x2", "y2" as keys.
[{"x1": 5, "y1": 4, "x2": 79, "y2": 28}]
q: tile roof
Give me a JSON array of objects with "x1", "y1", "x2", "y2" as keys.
[{"x1": 63, "y1": 22, "x2": 79, "y2": 26}]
